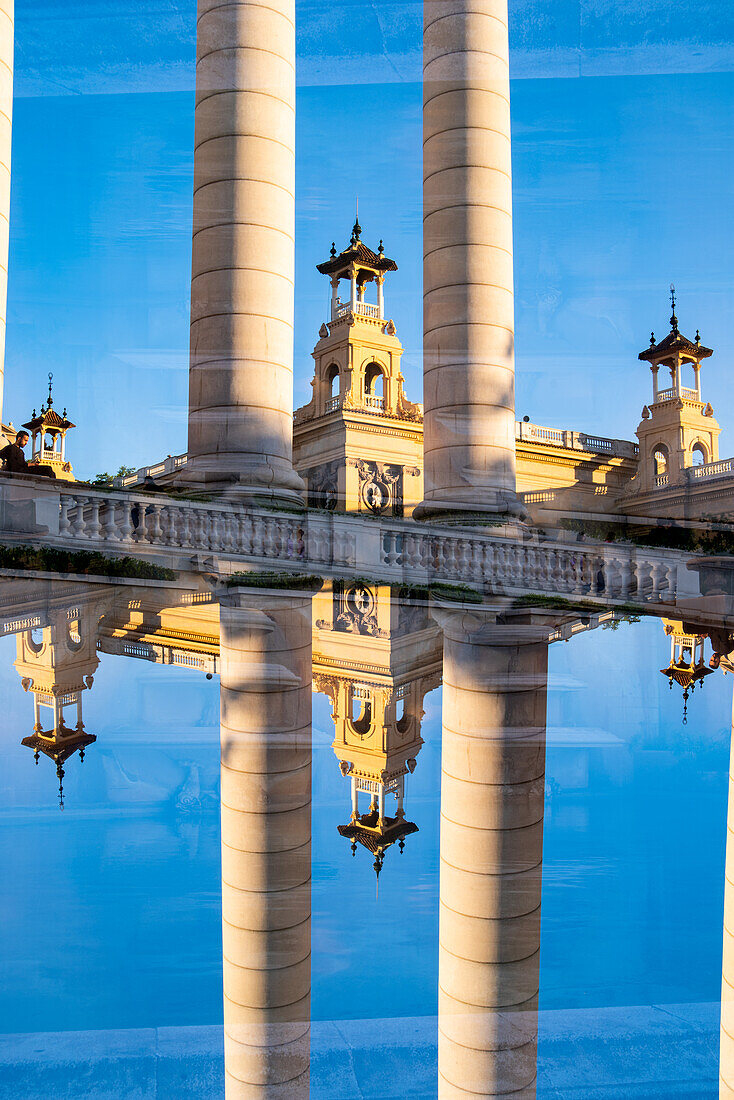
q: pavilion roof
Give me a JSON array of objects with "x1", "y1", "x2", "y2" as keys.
[{"x1": 317, "y1": 219, "x2": 397, "y2": 276}]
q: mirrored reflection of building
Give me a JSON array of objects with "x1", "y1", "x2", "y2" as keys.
[
  {"x1": 312, "y1": 581, "x2": 441, "y2": 879},
  {"x1": 12, "y1": 584, "x2": 108, "y2": 808}
]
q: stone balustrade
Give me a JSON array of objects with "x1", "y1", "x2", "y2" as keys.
[
  {"x1": 689, "y1": 458, "x2": 734, "y2": 481},
  {"x1": 0, "y1": 477, "x2": 697, "y2": 610},
  {"x1": 515, "y1": 421, "x2": 639, "y2": 458}
]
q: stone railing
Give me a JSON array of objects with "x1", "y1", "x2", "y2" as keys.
[
  {"x1": 689, "y1": 458, "x2": 734, "y2": 481},
  {"x1": 334, "y1": 301, "x2": 380, "y2": 320},
  {"x1": 515, "y1": 421, "x2": 638, "y2": 458},
  {"x1": 0, "y1": 479, "x2": 698, "y2": 609},
  {"x1": 112, "y1": 453, "x2": 187, "y2": 489},
  {"x1": 374, "y1": 521, "x2": 684, "y2": 604},
  {"x1": 656, "y1": 387, "x2": 699, "y2": 403}
]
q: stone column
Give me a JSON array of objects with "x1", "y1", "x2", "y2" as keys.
[
  {"x1": 0, "y1": 1, "x2": 12, "y2": 430},
  {"x1": 219, "y1": 587, "x2": 313, "y2": 1098},
  {"x1": 435, "y1": 606, "x2": 554, "y2": 1098},
  {"x1": 185, "y1": 0, "x2": 304, "y2": 504},
  {"x1": 721, "y1": 681, "x2": 734, "y2": 1098},
  {"x1": 418, "y1": 0, "x2": 521, "y2": 521}
]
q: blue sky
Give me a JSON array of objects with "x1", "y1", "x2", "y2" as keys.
[{"x1": 4, "y1": 3, "x2": 734, "y2": 478}]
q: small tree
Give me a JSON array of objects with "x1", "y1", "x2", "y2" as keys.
[
  {"x1": 116, "y1": 465, "x2": 136, "y2": 478},
  {"x1": 92, "y1": 472, "x2": 112, "y2": 486}
]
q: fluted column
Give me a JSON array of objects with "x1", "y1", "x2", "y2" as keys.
[
  {"x1": 219, "y1": 587, "x2": 313, "y2": 1098},
  {"x1": 185, "y1": 0, "x2": 304, "y2": 503},
  {"x1": 435, "y1": 606, "x2": 553, "y2": 1098},
  {"x1": 418, "y1": 0, "x2": 521, "y2": 521},
  {"x1": 721, "y1": 681, "x2": 734, "y2": 1098},
  {"x1": 0, "y1": 1, "x2": 12, "y2": 429}
]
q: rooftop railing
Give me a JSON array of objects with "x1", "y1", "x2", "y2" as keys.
[{"x1": 515, "y1": 421, "x2": 638, "y2": 458}]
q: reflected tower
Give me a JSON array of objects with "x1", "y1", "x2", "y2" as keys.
[
  {"x1": 218, "y1": 584, "x2": 314, "y2": 1098},
  {"x1": 15, "y1": 595, "x2": 104, "y2": 809},
  {"x1": 312, "y1": 581, "x2": 441, "y2": 878},
  {"x1": 434, "y1": 605, "x2": 557, "y2": 1098}
]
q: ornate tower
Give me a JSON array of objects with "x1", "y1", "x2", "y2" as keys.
[
  {"x1": 634, "y1": 290, "x2": 720, "y2": 494},
  {"x1": 23, "y1": 374, "x2": 76, "y2": 481},
  {"x1": 312, "y1": 581, "x2": 442, "y2": 879},
  {"x1": 15, "y1": 600, "x2": 101, "y2": 809},
  {"x1": 293, "y1": 222, "x2": 424, "y2": 517}
]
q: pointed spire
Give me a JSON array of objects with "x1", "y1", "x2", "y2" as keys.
[
  {"x1": 47, "y1": 372, "x2": 54, "y2": 408},
  {"x1": 670, "y1": 283, "x2": 679, "y2": 335},
  {"x1": 330, "y1": 241, "x2": 336, "y2": 258},
  {"x1": 650, "y1": 332, "x2": 655, "y2": 346},
  {"x1": 378, "y1": 239, "x2": 384, "y2": 256},
  {"x1": 695, "y1": 329, "x2": 701, "y2": 345},
  {"x1": 57, "y1": 762, "x2": 65, "y2": 811}
]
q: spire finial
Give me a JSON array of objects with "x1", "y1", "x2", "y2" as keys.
[
  {"x1": 378, "y1": 239, "x2": 384, "y2": 256},
  {"x1": 650, "y1": 331, "x2": 655, "y2": 346},
  {"x1": 57, "y1": 762, "x2": 65, "y2": 811},
  {"x1": 695, "y1": 329, "x2": 701, "y2": 344},
  {"x1": 670, "y1": 283, "x2": 679, "y2": 334},
  {"x1": 352, "y1": 198, "x2": 361, "y2": 245},
  {"x1": 330, "y1": 241, "x2": 336, "y2": 258},
  {"x1": 47, "y1": 372, "x2": 54, "y2": 408}
]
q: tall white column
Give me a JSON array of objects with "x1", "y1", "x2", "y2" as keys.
[
  {"x1": 219, "y1": 587, "x2": 313, "y2": 1098},
  {"x1": 418, "y1": 0, "x2": 521, "y2": 521},
  {"x1": 435, "y1": 607, "x2": 553, "y2": 1098},
  {"x1": 185, "y1": 0, "x2": 303, "y2": 504},
  {"x1": 377, "y1": 276, "x2": 385, "y2": 319},
  {"x1": 720, "y1": 682, "x2": 734, "y2": 1098},
  {"x1": 0, "y1": 1, "x2": 12, "y2": 430}
]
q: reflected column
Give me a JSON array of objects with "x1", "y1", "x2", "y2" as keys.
[
  {"x1": 435, "y1": 606, "x2": 553, "y2": 1098},
  {"x1": 219, "y1": 586, "x2": 313, "y2": 1098}
]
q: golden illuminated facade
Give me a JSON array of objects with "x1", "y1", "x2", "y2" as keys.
[
  {"x1": 312, "y1": 580, "x2": 441, "y2": 877},
  {"x1": 15, "y1": 594, "x2": 104, "y2": 807},
  {"x1": 293, "y1": 222, "x2": 423, "y2": 517}
]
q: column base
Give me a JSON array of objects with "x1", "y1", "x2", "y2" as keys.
[
  {"x1": 413, "y1": 492, "x2": 527, "y2": 525},
  {"x1": 173, "y1": 457, "x2": 306, "y2": 510}
]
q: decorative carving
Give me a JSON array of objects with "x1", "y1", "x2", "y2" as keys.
[
  {"x1": 335, "y1": 583, "x2": 384, "y2": 637},
  {"x1": 355, "y1": 460, "x2": 404, "y2": 517},
  {"x1": 308, "y1": 460, "x2": 339, "y2": 510}
]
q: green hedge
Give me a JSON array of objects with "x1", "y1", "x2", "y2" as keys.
[{"x1": 0, "y1": 544, "x2": 176, "y2": 580}]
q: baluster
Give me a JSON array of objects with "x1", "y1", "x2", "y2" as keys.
[
  {"x1": 665, "y1": 561, "x2": 677, "y2": 600},
  {"x1": 87, "y1": 498, "x2": 102, "y2": 540},
  {"x1": 59, "y1": 496, "x2": 72, "y2": 537},
  {"x1": 457, "y1": 539, "x2": 470, "y2": 578},
  {"x1": 190, "y1": 509, "x2": 203, "y2": 549},
  {"x1": 434, "y1": 536, "x2": 446, "y2": 577},
  {"x1": 159, "y1": 505, "x2": 172, "y2": 544},
  {"x1": 224, "y1": 513, "x2": 237, "y2": 553},
  {"x1": 250, "y1": 514, "x2": 264, "y2": 557},
  {"x1": 651, "y1": 560, "x2": 668, "y2": 600},
  {"x1": 261, "y1": 517, "x2": 276, "y2": 559},
  {"x1": 148, "y1": 503, "x2": 163, "y2": 544},
  {"x1": 418, "y1": 536, "x2": 431, "y2": 572},
  {"x1": 102, "y1": 499, "x2": 118, "y2": 542},
  {"x1": 617, "y1": 555, "x2": 632, "y2": 599},
  {"x1": 119, "y1": 499, "x2": 134, "y2": 542},
  {"x1": 70, "y1": 496, "x2": 86, "y2": 540}
]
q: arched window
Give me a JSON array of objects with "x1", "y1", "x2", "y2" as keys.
[
  {"x1": 653, "y1": 445, "x2": 668, "y2": 477},
  {"x1": 350, "y1": 689, "x2": 372, "y2": 736},
  {"x1": 691, "y1": 442, "x2": 707, "y2": 467},
  {"x1": 364, "y1": 363, "x2": 384, "y2": 404},
  {"x1": 326, "y1": 364, "x2": 339, "y2": 399}
]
